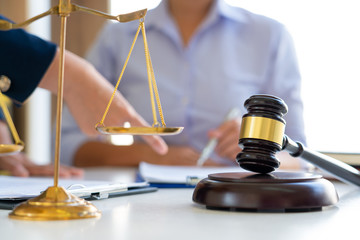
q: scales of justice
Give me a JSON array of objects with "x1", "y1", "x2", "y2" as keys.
[
  {"x1": 2, "y1": 0, "x2": 360, "y2": 222},
  {"x1": 0, "y1": 0, "x2": 183, "y2": 220}
]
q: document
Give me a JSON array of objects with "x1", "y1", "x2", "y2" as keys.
[{"x1": 138, "y1": 162, "x2": 245, "y2": 187}]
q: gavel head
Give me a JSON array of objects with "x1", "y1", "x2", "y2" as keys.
[{"x1": 236, "y1": 95, "x2": 287, "y2": 174}]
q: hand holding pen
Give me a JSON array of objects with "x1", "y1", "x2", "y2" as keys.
[{"x1": 197, "y1": 108, "x2": 241, "y2": 166}]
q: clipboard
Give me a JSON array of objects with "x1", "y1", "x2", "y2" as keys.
[{"x1": 0, "y1": 176, "x2": 157, "y2": 210}]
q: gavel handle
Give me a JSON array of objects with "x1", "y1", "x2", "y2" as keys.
[{"x1": 283, "y1": 135, "x2": 360, "y2": 187}]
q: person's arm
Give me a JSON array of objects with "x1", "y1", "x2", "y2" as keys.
[{"x1": 0, "y1": 24, "x2": 167, "y2": 155}]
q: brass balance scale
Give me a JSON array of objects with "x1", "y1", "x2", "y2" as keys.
[{"x1": 0, "y1": 0, "x2": 183, "y2": 220}]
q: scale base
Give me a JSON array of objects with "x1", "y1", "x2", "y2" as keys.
[
  {"x1": 9, "y1": 186, "x2": 100, "y2": 220},
  {"x1": 193, "y1": 172, "x2": 339, "y2": 212}
]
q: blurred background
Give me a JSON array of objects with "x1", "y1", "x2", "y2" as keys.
[{"x1": 0, "y1": 0, "x2": 359, "y2": 165}]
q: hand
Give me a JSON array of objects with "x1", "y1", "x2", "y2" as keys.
[
  {"x1": 144, "y1": 145, "x2": 200, "y2": 166},
  {"x1": 130, "y1": 144, "x2": 219, "y2": 166},
  {"x1": 0, "y1": 152, "x2": 84, "y2": 178},
  {"x1": 0, "y1": 120, "x2": 83, "y2": 178},
  {"x1": 144, "y1": 145, "x2": 223, "y2": 166},
  {"x1": 208, "y1": 117, "x2": 242, "y2": 161},
  {"x1": 39, "y1": 49, "x2": 168, "y2": 155}
]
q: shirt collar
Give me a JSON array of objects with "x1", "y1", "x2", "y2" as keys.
[
  {"x1": 142, "y1": 0, "x2": 181, "y2": 46},
  {"x1": 144, "y1": 0, "x2": 248, "y2": 31},
  {"x1": 143, "y1": 0, "x2": 175, "y2": 33},
  {"x1": 216, "y1": 0, "x2": 248, "y2": 23},
  {"x1": 132, "y1": 0, "x2": 249, "y2": 48}
]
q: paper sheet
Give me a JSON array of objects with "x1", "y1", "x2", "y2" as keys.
[{"x1": 139, "y1": 162, "x2": 246, "y2": 184}]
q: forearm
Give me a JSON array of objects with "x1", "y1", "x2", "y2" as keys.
[
  {"x1": 38, "y1": 49, "x2": 91, "y2": 95},
  {"x1": 39, "y1": 48, "x2": 132, "y2": 131},
  {"x1": 39, "y1": 49, "x2": 114, "y2": 115}
]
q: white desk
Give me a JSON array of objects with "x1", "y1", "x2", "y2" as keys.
[{"x1": 1, "y1": 167, "x2": 360, "y2": 240}]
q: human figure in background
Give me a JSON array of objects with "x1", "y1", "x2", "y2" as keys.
[
  {"x1": 0, "y1": 15, "x2": 167, "y2": 177},
  {"x1": 60, "y1": 0, "x2": 306, "y2": 169}
]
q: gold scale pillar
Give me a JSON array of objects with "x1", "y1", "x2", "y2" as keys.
[{"x1": 10, "y1": 0, "x2": 100, "y2": 220}]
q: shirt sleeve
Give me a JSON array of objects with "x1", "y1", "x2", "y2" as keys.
[
  {"x1": 265, "y1": 26, "x2": 307, "y2": 145},
  {"x1": 0, "y1": 15, "x2": 57, "y2": 104}
]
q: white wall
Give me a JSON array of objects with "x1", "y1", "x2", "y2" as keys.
[{"x1": 25, "y1": 0, "x2": 52, "y2": 164}]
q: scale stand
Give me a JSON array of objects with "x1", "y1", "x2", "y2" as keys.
[{"x1": 0, "y1": 0, "x2": 182, "y2": 220}]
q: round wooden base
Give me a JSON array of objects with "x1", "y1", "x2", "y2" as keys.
[{"x1": 192, "y1": 172, "x2": 339, "y2": 212}]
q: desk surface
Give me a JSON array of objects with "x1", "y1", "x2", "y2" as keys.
[{"x1": 1, "y1": 167, "x2": 359, "y2": 240}]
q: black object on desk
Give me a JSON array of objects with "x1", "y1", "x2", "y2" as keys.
[
  {"x1": 193, "y1": 95, "x2": 360, "y2": 211},
  {"x1": 0, "y1": 186, "x2": 157, "y2": 210},
  {"x1": 0, "y1": 177, "x2": 157, "y2": 210}
]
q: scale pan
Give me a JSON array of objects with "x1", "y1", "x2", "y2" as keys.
[
  {"x1": 0, "y1": 144, "x2": 24, "y2": 155},
  {"x1": 96, "y1": 126, "x2": 184, "y2": 135}
]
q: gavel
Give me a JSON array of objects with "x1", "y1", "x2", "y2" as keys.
[{"x1": 236, "y1": 94, "x2": 360, "y2": 187}]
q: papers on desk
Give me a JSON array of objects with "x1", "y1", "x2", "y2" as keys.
[
  {"x1": 138, "y1": 162, "x2": 245, "y2": 188},
  {"x1": 0, "y1": 176, "x2": 156, "y2": 210}
]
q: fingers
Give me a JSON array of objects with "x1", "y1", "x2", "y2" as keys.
[
  {"x1": 162, "y1": 146, "x2": 199, "y2": 165},
  {"x1": 127, "y1": 111, "x2": 169, "y2": 155},
  {"x1": 208, "y1": 118, "x2": 242, "y2": 159},
  {"x1": 0, "y1": 152, "x2": 84, "y2": 178},
  {"x1": 218, "y1": 143, "x2": 242, "y2": 160},
  {"x1": 26, "y1": 164, "x2": 84, "y2": 178},
  {"x1": 21, "y1": 155, "x2": 84, "y2": 178},
  {"x1": 142, "y1": 135, "x2": 168, "y2": 155},
  {"x1": 58, "y1": 165, "x2": 84, "y2": 178},
  {"x1": 11, "y1": 164, "x2": 30, "y2": 177},
  {"x1": 26, "y1": 164, "x2": 55, "y2": 176},
  {"x1": 216, "y1": 133, "x2": 241, "y2": 159},
  {"x1": 0, "y1": 157, "x2": 30, "y2": 177},
  {"x1": 97, "y1": 91, "x2": 169, "y2": 155}
]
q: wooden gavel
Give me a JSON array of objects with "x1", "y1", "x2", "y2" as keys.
[{"x1": 236, "y1": 94, "x2": 360, "y2": 186}]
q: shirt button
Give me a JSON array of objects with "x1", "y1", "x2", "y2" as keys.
[{"x1": 0, "y1": 75, "x2": 11, "y2": 92}]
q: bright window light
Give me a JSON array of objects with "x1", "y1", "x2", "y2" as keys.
[
  {"x1": 110, "y1": 0, "x2": 161, "y2": 15},
  {"x1": 110, "y1": 122, "x2": 134, "y2": 146}
]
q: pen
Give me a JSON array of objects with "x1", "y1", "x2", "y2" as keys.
[{"x1": 196, "y1": 108, "x2": 240, "y2": 166}]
